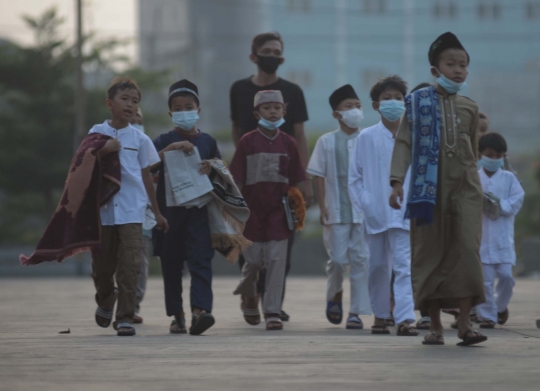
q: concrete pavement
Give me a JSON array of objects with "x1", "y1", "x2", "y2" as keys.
[{"x1": 0, "y1": 276, "x2": 539, "y2": 391}]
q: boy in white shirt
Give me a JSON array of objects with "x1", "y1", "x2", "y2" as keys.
[
  {"x1": 349, "y1": 76, "x2": 417, "y2": 336},
  {"x1": 308, "y1": 85, "x2": 370, "y2": 329},
  {"x1": 90, "y1": 77, "x2": 168, "y2": 336},
  {"x1": 476, "y1": 133, "x2": 524, "y2": 328}
]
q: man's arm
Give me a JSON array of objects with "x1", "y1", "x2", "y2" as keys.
[
  {"x1": 232, "y1": 121, "x2": 242, "y2": 147},
  {"x1": 314, "y1": 176, "x2": 328, "y2": 226},
  {"x1": 141, "y1": 167, "x2": 169, "y2": 232},
  {"x1": 293, "y1": 122, "x2": 313, "y2": 207}
]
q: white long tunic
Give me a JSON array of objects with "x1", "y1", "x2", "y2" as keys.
[
  {"x1": 89, "y1": 120, "x2": 160, "y2": 226},
  {"x1": 307, "y1": 129, "x2": 363, "y2": 225},
  {"x1": 348, "y1": 122, "x2": 410, "y2": 235},
  {"x1": 479, "y1": 168, "x2": 524, "y2": 265}
]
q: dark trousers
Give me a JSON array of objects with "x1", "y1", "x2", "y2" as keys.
[
  {"x1": 160, "y1": 255, "x2": 213, "y2": 316},
  {"x1": 238, "y1": 233, "x2": 295, "y2": 303}
]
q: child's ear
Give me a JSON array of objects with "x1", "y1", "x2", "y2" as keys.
[
  {"x1": 372, "y1": 101, "x2": 380, "y2": 111},
  {"x1": 332, "y1": 111, "x2": 342, "y2": 120},
  {"x1": 430, "y1": 66, "x2": 440, "y2": 78},
  {"x1": 253, "y1": 111, "x2": 261, "y2": 120},
  {"x1": 168, "y1": 111, "x2": 172, "y2": 117},
  {"x1": 197, "y1": 107, "x2": 201, "y2": 115},
  {"x1": 279, "y1": 57, "x2": 285, "y2": 65},
  {"x1": 105, "y1": 99, "x2": 113, "y2": 110}
]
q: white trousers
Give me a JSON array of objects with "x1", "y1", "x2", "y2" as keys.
[
  {"x1": 366, "y1": 228, "x2": 415, "y2": 324},
  {"x1": 477, "y1": 263, "x2": 514, "y2": 323},
  {"x1": 324, "y1": 223, "x2": 371, "y2": 315}
]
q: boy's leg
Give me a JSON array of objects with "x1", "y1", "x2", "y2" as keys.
[
  {"x1": 114, "y1": 223, "x2": 143, "y2": 325},
  {"x1": 135, "y1": 235, "x2": 150, "y2": 316},
  {"x1": 91, "y1": 225, "x2": 119, "y2": 310},
  {"x1": 347, "y1": 224, "x2": 371, "y2": 315},
  {"x1": 160, "y1": 256, "x2": 185, "y2": 317},
  {"x1": 261, "y1": 239, "x2": 288, "y2": 316},
  {"x1": 324, "y1": 225, "x2": 347, "y2": 304},
  {"x1": 187, "y1": 256, "x2": 213, "y2": 313},
  {"x1": 366, "y1": 232, "x2": 392, "y2": 321},
  {"x1": 476, "y1": 264, "x2": 497, "y2": 323},
  {"x1": 494, "y1": 263, "x2": 515, "y2": 314},
  {"x1": 388, "y1": 229, "x2": 416, "y2": 325},
  {"x1": 234, "y1": 243, "x2": 264, "y2": 298}
]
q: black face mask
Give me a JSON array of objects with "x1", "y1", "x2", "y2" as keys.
[{"x1": 256, "y1": 55, "x2": 282, "y2": 74}]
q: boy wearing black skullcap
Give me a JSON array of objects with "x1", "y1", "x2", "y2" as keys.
[
  {"x1": 307, "y1": 85, "x2": 370, "y2": 330},
  {"x1": 390, "y1": 32, "x2": 488, "y2": 346},
  {"x1": 152, "y1": 79, "x2": 221, "y2": 335}
]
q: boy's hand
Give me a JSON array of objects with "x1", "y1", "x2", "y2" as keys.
[
  {"x1": 319, "y1": 205, "x2": 329, "y2": 226},
  {"x1": 389, "y1": 183, "x2": 404, "y2": 210},
  {"x1": 154, "y1": 212, "x2": 169, "y2": 233},
  {"x1": 102, "y1": 138, "x2": 121, "y2": 155},
  {"x1": 199, "y1": 160, "x2": 212, "y2": 176},
  {"x1": 170, "y1": 141, "x2": 194, "y2": 153}
]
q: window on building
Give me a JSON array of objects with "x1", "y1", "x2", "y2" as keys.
[
  {"x1": 477, "y1": 2, "x2": 502, "y2": 19},
  {"x1": 363, "y1": 0, "x2": 386, "y2": 14},
  {"x1": 287, "y1": 0, "x2": 312, "y2": 13},
  {"x1": 433, "y1": 1, "x2": 458, "y2": 18},
  {"x1": 526, "y1": 2, "x2": 540, "y2": 19}
]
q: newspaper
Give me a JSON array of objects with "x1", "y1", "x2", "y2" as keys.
[{"x1": 163, "y1": 148, "x2": 213, "y2": 208}]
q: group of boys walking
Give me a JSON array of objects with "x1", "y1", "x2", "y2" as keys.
[{"x1": 22, "y1": 30, "x2": 526, "y2": 347}]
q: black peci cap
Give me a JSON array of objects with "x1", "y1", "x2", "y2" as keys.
[
  {"x1": 428, "y1": 32, "x2": 469, "y2": 66},
  {"x1": 329, "y1": 84, "x2": 359, "y2": 110},
  {"x1": 168, "y1": 79, "x2": 199, "y2": 108}
]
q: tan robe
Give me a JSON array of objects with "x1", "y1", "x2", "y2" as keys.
[{"x1": 390, "y1": 91, "x2": 485, "y2": 310}]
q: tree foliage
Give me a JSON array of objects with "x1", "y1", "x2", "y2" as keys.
[{"x1": 0, "y1": 7, "x2": 168, "y2": 244}]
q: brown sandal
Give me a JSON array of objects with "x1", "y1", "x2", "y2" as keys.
[
  {"x1": 422, "y1": 332, "x2": 444, "y2": 345},
  {"x1": 457, "y1": 329, "x2": 488, "y2": 346},
  {"x1": 266, "y1": 317, "x2": 283, "y2": 331},
  {"x1": 241, "y1": 294, "x2": 261, "y2": 326},
  {"x1": 397, "y1": 322, "x2": 419, "y2": 336}
]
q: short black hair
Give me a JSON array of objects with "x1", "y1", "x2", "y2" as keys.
[
  {"x1": 107, "y1": 76, "x2": 141, "y2": 100},
  {"x1": 169, "y1": 92, "x2": 199, "y2": 109},
  {"x1": 410, "y1": 82, "x2": 432, "y2": 94},
  {"x1": 370, "y1": 75, "x2": 408, "y2": 102},
  {"x1": 252, "y1": 32, "x2": 284, "y2": 55},
  {"x1": 479, "y1": 132, "x2": 507, "y2": 154},
  {"x1": 479, "y1": 112, "x2": 488, "y2": 120}
]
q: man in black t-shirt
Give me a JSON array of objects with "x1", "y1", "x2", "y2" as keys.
[{"x1": 230, "y1": 32, "x2": 312, "y2": 322}]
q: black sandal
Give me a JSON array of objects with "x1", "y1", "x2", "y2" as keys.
[
  {"x1": 371, "y1": 324, "x2": 390, "y2": 335},
  {"x1": 397, "y1": 323, "x2": 419, "y2": 336},
  {"x1": 190, "y1": 311, "x2": 215, "y2": 335},
  {"x1": 170, "y1": 315, "x2": 187, "y2": 334},
  {"x1": 116, "y1": 322, "x2": 136, "y2": 336},
  {"x1": 95, "y1": 306, "x2": 113, "y2": 328},
  {"x1": 457, "y1": 330, "x2": 488, "y2": 347}
]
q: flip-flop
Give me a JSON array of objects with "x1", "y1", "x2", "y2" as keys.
[
  {"x1": 326, "y1": 301, "x2": 343, "y2": 325},
  {"x1": 346, "y1": 315, "x2": 363, "y2": 330},
  {"x1": 422, "y1": 332, "x2": 445, "y2": 345},
  {"x1": 457, "y1": 330, "x2": 488, "y2": 347},
  {"x1": 371, "y1": 324, "x2": 390, "y2": 335},
  {"x1": 190, "y1": 311, "x2": 215, "y2": 335},
  {"x1": 116, "y1": 322, "x2": 136, "y2": 336},
  {"x1": 279, "y1": 310, "x2": 290, "y2": 322}
]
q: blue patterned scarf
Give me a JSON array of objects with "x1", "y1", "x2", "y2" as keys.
[{"x1": 404, "y1": 86, "x2": 441, "y2": 226}]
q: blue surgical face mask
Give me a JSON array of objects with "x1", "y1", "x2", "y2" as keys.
[
  {"x1": 172, "y1": 110, "x2": 199, "y2": 130},
  {"x1": 258, "y1": 117, "x2": 285, "y2": 131},
  {"x1": 132, "y1": 124, "x2": 145, "y2": 133},
  {"x1": 378, "y1": 100, "x2": 405, "y2": 122},
  {"x1": 479, "y1": 156, "x2": 504, "y2": 172},
  {"x1": 435, "y1": 69, "x2": 466, "y2": 94}
]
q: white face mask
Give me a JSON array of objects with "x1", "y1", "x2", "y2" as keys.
[
  {"x1": 172, "y1": 110, "x2": 199, "y2": 130},
  {"x1": 338, "y1": 108, "x2": 364, "y2": 129}
]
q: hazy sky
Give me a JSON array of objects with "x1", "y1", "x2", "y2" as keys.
[{"x1": 0, "y1": 0, "x2": 138, "y2": 63}]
